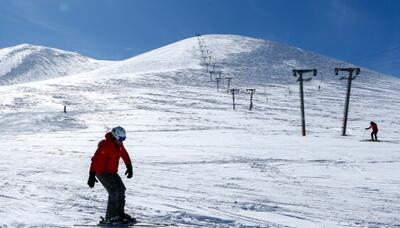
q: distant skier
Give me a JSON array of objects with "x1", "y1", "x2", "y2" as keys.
[
  {"x1": 365, "y1": 121, "x2": 378, "y2": 141},
  {"x1": 87, "y1": 126, "x2": 135, "y2": 224}
]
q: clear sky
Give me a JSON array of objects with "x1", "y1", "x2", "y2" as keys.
[{"x1": 1, "y1": 0, "x2": 400, "y2": 76}]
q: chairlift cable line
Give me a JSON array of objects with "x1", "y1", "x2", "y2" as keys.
[{"x1": 349, "y1": 45, "x2": 400, "y2": 63}]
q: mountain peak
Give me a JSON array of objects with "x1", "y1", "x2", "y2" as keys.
[
  {"x1": 0, "y1": 43, "x2": 112, "y2": 85},
  {"x1": 3, "y1": 43, "x2": 79, "y2": 57},
  {"x1": 13, "y1": 43, "x2": 40, "y2": 48}
]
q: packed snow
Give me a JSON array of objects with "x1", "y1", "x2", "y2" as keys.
[{"x1": 0, "y1": 34, "x2": 399, "y2": 227}]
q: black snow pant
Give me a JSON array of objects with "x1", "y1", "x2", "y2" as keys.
[
  {"x1": 96, "y1": 173, "x2": 126, "y2": 220},
  {"x1": 371, "y1": 130, "x2": 378, "y2": 141}
]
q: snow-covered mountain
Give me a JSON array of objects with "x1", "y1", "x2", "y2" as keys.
[
  {"x1": 1, "y1": 35, "x2": 396, "y2": 86},
  {"x1": 0, "y1": 43, "x2": 113, "y2": 85},
  {"x1": 0, "y1": 35, "x2": 399, "y2": 227}
]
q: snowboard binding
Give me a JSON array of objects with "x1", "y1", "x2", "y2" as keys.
[{"x1": 99, "y1": 215, "x2": 137, "y2": 226}]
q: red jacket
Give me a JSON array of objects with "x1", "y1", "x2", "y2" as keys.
[
  {"x1": 90, "y1": 132, "x2": 132, "y2": 174},
  {"x1": 367, "y1": 122, "x2": 378, "y2": 132}
]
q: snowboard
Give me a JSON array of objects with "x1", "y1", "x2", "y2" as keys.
[
  {"x1": 359, "y1": 139, "x2": 399, "y2": 144},
  {"x1": 359, "y1": 139, "x2": 380, "y2": 142},
  {"x1": 74, "y1": 221, "x2": 173, "y2": 227}
]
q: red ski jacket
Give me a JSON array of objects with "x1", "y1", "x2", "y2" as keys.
[
  {"x1": 90, "y1": 132, "x2": 132, "y2": 174},
  {"x1": 368, "y1": 122, "x2": 378, "y2": 132}
]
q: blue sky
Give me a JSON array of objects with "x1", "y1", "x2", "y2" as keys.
[{"x1": 1, "y1": 0, "x2": 400, "y2": 76}]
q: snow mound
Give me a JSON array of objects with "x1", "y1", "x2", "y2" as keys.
[{"x1": 0, "y1": 44, "x2": 113, "y2": 85}]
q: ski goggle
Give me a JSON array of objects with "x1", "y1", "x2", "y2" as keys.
[{"x1": 116, "y1": 136, "x2": 126, "y2": 142}]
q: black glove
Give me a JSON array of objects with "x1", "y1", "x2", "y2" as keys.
[
  {"x1": 87, "y1": 171, "x2": 98, "y2": 188},
  {"x1": 125, "y1": 165, "x2": 133, "y2": 179}
]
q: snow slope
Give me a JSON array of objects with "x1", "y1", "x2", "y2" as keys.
[
  {"x1": 0, "y1": 35, "x2": 399, "y2": 227},
  {"x1": 0, "y1": 44, "x2": 113, "y2": 85}
]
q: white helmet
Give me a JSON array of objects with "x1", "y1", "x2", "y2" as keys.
[{"x1": 111, "y1": 126, "x2": 126, "y2": 142}]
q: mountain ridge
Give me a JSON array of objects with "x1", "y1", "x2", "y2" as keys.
[
  {"x1": 0, "y1": 34, "x2": 399, "y2": 87},
  {"x1": 0, "y1": 43, "x2": 114, "y2": 85}
]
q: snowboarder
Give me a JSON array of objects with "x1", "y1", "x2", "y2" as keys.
[
  {"x1": 87, "y1": 126, "x2": 135, "y2": 225},
  {"x1": 365, "y1": 121, "x2": 378, "y2": 141}
]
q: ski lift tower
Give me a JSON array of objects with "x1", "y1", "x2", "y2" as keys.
[
  {"x1": 216, "y1": 77, "x2": 222, "y2": 92},
  {"x1": 293, "y1": 69, "x2": 317, "y2": 136},
  {"x1": 246, "y1": 89, "x2": 256, "y2": 111},
  {"x1": 229, "y1": 89, "x2": 240, "y2": 110},
  {"x1": 335, "y1": 67, "x2": 360, "y2": 136},
  {"x1": 225, "y1": 77, "x2": 232, "y2": 93},
  {"x1": 208, "y1": 70, "x2": 215, "y2": 82}
]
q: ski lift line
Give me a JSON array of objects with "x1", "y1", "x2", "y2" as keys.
[
  {"x1": 355, "y1": 58, "x2": 400, "y2": 71},
  {"x1": 355, "y1": 57, "x2": 400, "y2": 70},
  {"x1": 354, "y1": 53, "x2": 400, "y2": 65},
  {"x1": 358, "y1": 58, "x2": 400, "y2": 69},
  {"x1": 349, "y1": 45, "x2": 400, "y2": 63}
]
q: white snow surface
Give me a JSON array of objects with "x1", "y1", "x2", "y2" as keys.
[
  {"x1": 0, "y1": 34, "x2": 400, "y2": 227},
  {"x1": 0, "y1": 44, "x2": 113, "y2": 85}
]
